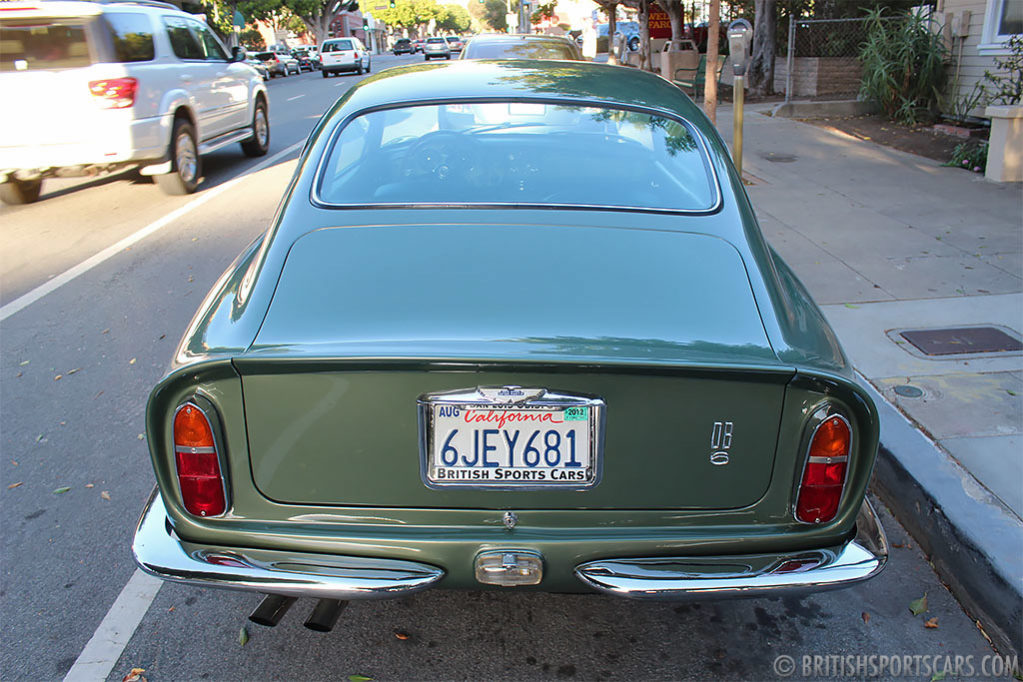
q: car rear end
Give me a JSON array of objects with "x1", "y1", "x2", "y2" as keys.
[
  {"x1": 423, "y1": 37, "x2": 450, "y2": 59},
  {"x1": 320, "y1": 38, "x2": 361, "y2": 74},
  {"x1": 0, "y1": 2, "x2": 167, "y2": 183},
  {"x1": 445, "y1": 36, "x2": 463, "y2": 52}
]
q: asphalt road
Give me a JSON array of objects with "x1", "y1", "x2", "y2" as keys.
[{"x1": 0, "y1": 53, "x2": 1003, "y2": 681}]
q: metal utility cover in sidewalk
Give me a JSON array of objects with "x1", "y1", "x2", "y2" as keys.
[{"x1": 899, "y1": 326, "x2": 1023, "y2": 356}]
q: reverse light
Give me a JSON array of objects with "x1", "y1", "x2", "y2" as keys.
[
  {"x1": 173, "y1": 401, "x2": 226, "y2": 517},
  {"x1": 88, "y1": 77, "x2": 137, "y2": 109},
  {"x1": 795, "y1": 413, "x2": 850, "y2": 524}
]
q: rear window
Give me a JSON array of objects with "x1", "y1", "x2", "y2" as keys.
[
  {"x1": 317, "y1": 102, "x2": 717, "y2": 212},
  {"x1": 0, "y1": 18, "x2": 93, "y2": 71},
  {"x1": 323, "y1": 40, "x2": 353, "y2": 52},
  {"x1": 103, "y1": 12, "x2": 154, "y2": 62},
  {"x1": 463, "y1": 39, "x2": 580, "y2": 60},
  {"x1": 426, "y1": 38, "x2": 446, "y2": 44}
]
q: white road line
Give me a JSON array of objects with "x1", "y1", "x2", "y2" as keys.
[
  {"x1": 63, "y1": 570, "x2": 163, "y2": 682},
  {"x1": 287, "y1": 94, "x2": 306, "y2": 101},
  {"x1": 0, "y1": 141, "x2": 303, "y2": 323}
]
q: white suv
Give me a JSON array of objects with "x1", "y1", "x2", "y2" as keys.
[
  {"x1": 319, "y1": 37, "x2": 370, "y2": 77},
  {"x1": 0, "y1": 0, "x2": 270, "y2": 205}
]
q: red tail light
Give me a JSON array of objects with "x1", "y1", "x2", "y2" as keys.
[
  {"x1": 173, "y1": 402, "x2": 226, "y2": 517},
  {"x1": 88, "y1": 77, "x2": 137, "y2": 109},
  {"x1": 795, "y1": 414, "x2": 850, "y2": 524}
]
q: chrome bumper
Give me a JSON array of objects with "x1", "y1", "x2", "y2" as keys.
[
  {"x1": 131, "y1": 490, "x2": 444, "y2": 600},
  {"x1": 574, "y1": 499, "x2": 888, "y2": 599}
]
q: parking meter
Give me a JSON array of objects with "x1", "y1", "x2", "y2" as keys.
[{"x1": 727, "y1": 19, "x2": 752, "y2": 176}]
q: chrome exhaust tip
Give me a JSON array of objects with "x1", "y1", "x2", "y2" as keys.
[
  {"x1": 303, "y1": 598, "x2": 348, "y2": 632},
  {"x1": 249, "y1": 594, "x2": 297, "y2": 627}
]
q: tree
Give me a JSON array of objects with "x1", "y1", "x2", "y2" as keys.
[
  {"x1": 370, "y1": 0, "x2": 438, "y2": 36},
  {"x1": 748, "y1": 0, "x2": 776, "y2": 96},
  {"x1": 531, "y1": 0, "x2": 556, "y2": 24},
  {"x1": 437, "y1": 3, "x2": 471, "y2": 32},
  {"x1": 239, "y1": 26, "x2": 265, "y2": 48},
  {"x1": 480, "y1": 0, "x2": 511, "y2": 32},
  {"x1": 704, "y1": 0, "x2": 720, "y2": 122},
  {"x1": 660, "y1": 0, "x2": 685, "y2": 51}
]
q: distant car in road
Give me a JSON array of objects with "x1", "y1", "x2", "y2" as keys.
[
  {"x1": 243, "y1": 50, "x2": 271, "y2": 80},
  {"x1": 423, "y1": 36, "x2": 451, "y2": 60},
  {"x1": 0, "y1": 0, "x2": 270, "y2": 204},
  {"x1": 444, "y1": 36, "x2": 464, "y2": 52},
  {"x1": 131, "y1": 60, "x2": 887, "y2": 633},
  {"x1": 393, "y1": 38, "x2": 414, "y2": 55},
  {"x1": 254, "y1": 50, "x2": 299, "y2": 77},
  {"x1": 412, "y1": 38, "x2": 425, "y2": 53},
  {"x1": 291, "y1": 49, "x2": 317, "y2": 72},
  {"x1": 320, "y1": 36, "x2": 370, "y2": 76},
  {"x1": 460, "y1": 33, "x2": 584, "y2": 60}
]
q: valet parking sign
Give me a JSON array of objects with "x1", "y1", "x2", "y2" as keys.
[{"x1": 648, "y1": 3, "x2": 672, "y2": 39}]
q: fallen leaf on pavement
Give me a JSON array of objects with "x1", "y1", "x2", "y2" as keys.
[
  {"x1": 19, "y1": 360, "x2": 30, "y2": 366},
  {"x1": 168, "y1": 606, "x2": 174, "y2": 612},
  {"x1": 909, "y1": 594, "x2": 928, "y2": 616},
  {"x1": 925, "y1": 617, "x2": 939, "y2": 629},
  {"x1": 101, "y1": 491, "x2": 111, "y2": 501},
  {"x1": 8, "y1": 482, "x2": 23, "y2": 489},
  {"x1": 861, "y1": 612, "x2": 870, "y2": 624},
  {"x1": 102, "y1": 329, "x2": 110, "y2": 334},
  {"x1": 67, "y1": 368, "x2": 81, "y2": 375},
  {"x1": 85, "y1": 483, "x2": 94, "y2": 488},
  {"x1": 394, "y1": 630, "x2": 410, "y2": 640},
  {"x1": 54, "y1": 374, "x2": 62, "y2": 381},
  {"x1": 138, "y1": 434, "x2": 145, "y2": 440},
  {"x1": 129, "y1": 358, "x2": 137, "y2": 365},
  {"x1": 349, "y1": 676, "x2": 373, "y2": 682},
  {"x1": 122, "y1": 667, "x2": 146, "y2": 682},
  {"x1": 53, "y1": 487, "x2": 71, "y2": 494},
  {"x1": 239, "y1": 626, "x2": 249, "y2": 646},
  {"x1": 36, "y1": 434, "x2": 44, "y2": 442},
  {"x1": 843, "y1": 303, "x2": 859, "y2": 309},
  {"x1": 931, "y1": 670, "x2": 948, "y2": 681}
]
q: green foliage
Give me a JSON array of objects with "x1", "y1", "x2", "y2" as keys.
[
  {"x1": 531, "y1": 0, "x2": 556, "y2": 24},
  {"x1": 239, "y1": 26, "x2": 265, "y2": 49},
  {"x1": 858, "y1": 8, "x2": 947, "y2": 125},
  {"x1": 982, "y1": 35, "x2": 1023, "y2": 105},
  {"x1": 372, "y1": 0, "x2": 440, "y2": 30},
  {"x1": 944, "y1": 141, "x2": 988, "y2": 172},
  {"x1": 436, "y1": 4, "x2": 471, "y2": 32},
  {"x1": 479, "y1": 0, "x2": 510, "y2": 31}
]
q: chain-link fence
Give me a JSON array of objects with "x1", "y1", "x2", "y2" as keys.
[{"x1": 778, "y1": 17, "x2": 872, "y2": 102}]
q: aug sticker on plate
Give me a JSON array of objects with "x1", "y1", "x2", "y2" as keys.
[{"x1": 418, "y1": 387, "x2": 605, "y2": 490}]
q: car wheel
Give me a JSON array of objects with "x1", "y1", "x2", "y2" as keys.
[
  {"x1": 356, "y1": 61, "x2": 363, "y2": 75},
  {"x1": 424, "y1": 56, "x2": 430, "y2": 61},
  {"x1": 322, "y1": 69, "x2": 329, "y2": 78},
  {"x1": 629, "y1": 36, "x2": 640, "y2": 51},
  {"x1": 240, "y1": 98, "x2": 269, "y2": 158},
  {"x1": 365, "y1": 58, "x2": 371, "y2": 73},
  {"x1": 446, "y1": 55, "x2": 451, "y2": 60},
  {"x1": 0, "y1": 177, "x2": 43, "y2": 205},
  {"x1": 155, "y1": 119, "x2": 200, "y2": 196}
]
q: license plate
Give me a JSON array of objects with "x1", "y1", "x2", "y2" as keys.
[{"x1": 419, "y1": 387, "x2": 604, "y2": 490}]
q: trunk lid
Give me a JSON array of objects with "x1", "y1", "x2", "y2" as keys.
[{"x1": 239, "y1": 224, "x2": 791, "y2": 510}]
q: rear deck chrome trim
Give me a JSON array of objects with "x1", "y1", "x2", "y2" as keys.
[
  {"x1": 574, "y1": 499, "x2": 888, "y2": 599},
  {"x1": 132, "y1": 489, "x2": 445, "y2": 600}
]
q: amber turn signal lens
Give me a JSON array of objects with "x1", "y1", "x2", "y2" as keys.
[{"x1": 174, "y1": 404, "x2": 215, "y2": 448}]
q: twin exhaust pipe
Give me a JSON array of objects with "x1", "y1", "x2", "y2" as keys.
[{"x1": 249, "y1": 594, "x2": 348, "y2": 633}]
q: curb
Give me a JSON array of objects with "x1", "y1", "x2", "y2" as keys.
[
  {"x1": 860, "y1": 375, "x2": 1023, "y2": 657},
  {"x1": 771, "y1": 99, "x2": 879, "y2": 118}
]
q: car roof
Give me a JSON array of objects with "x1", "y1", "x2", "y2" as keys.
[
  {"x1": 0, "y1": 0, "x2": 181, "y2": 17},
  {"x1": 332, "y1": 60, "x2": 704, "y2": 124}
]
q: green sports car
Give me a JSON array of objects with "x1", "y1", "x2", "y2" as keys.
[{"x1": 132, "y1": 60, "x2": 888, "y2": 632}]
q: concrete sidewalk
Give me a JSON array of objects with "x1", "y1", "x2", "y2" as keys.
[{"x1": 713, "y1": 104, "x2": 1023, "y2": 655}]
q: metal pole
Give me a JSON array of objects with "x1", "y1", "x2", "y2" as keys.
[
  {"x1": 785, "y1": 17, "x2": 795, "y2": 104},
  {"x1": 733, "y1": 74, "x2": 744, "y2": 178}
]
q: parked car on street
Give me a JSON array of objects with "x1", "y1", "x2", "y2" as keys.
[
  {"x1": 320, "y1": 36, "x2": 370, "y2": 76},
  {"x1": 291, "y1": 50, "x2": 316, "y2": 72},
  {"x1": 0, "y1": 0, "x2": 270, "y2": 204},
  {"x1": 393, "y1": 38, "x2": 414, "y2": 55},
  {"x1": 412, "y1": 38, "x2": 425, "y2": 53},
  {"x1": 254, "y1": 50, "x2": 299, "y2": 77},
  {"x1": 132, "y1": 60, "x2": 888, "y2": 632},
  {"x1": 423, "y1": 36, "x2": 451, "y2": 60},
  {"x1": 444, "y1": 35, "x2": 464, "y2": 52},
  {"x1": 243, "y1": 50, "x2": 271, "y2": 79},
  {"x1": 460, "y1": 33, "x2": 583, "y2": 60}
]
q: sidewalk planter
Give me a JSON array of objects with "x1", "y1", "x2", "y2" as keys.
[
  {"x1": 984, "y1": 105, "x2": 1023, "y2": 182},
  {"x1": 774, "y1": 57, "x2": 862, "y2": 98}
]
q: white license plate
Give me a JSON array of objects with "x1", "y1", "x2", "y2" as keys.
[{"x1": 419, "y1": 387, "x2": 604, "y2": 489}]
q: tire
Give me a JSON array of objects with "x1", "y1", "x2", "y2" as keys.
[
  {"x1": 322, "y1": 69, "x2": 329, "y2": 78},
  {"x1": 0, "y1": 177, "x2": 43, "y2": 205},
  {"x1": 446, "y1": 55, "x2": 451, "y2": 59},
  {"x1": 240, "y1": 99, "x2": 269, "y2": 158},
  {"x1": 356, "y1": 61, "x2": 363, "y2": 75},
  {"x1": 629, "y1": 36, "x2": 640, "y2": 51},
  {"x1": 365, "y1": 58, "x2": 371, "y2": 73},
  {"x1": 155, "y1": 119, "x2": 200, "y2": 196},
  {"x1": 424, "y1": 56, "x2": 430, "y2": 61}
]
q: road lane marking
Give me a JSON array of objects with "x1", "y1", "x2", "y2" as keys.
[
  {"x1": 287, "y1": 94, "x2": 306, "y2": 101},
  {"x1": 0, "y1": 141, "x2": 303, "y2": 323},
  {"x1": 62, "y1": 569, "x2": 162, "y2": 682}
]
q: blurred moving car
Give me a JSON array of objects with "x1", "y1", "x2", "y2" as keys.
[
  {"x1": 0, "y1": 0, "x2": 270, "y2": 204},
  {"x1": 423, "y1": 36, "x2": 451, "y2": 60},
  {"x1": 255, "y1": 50, "x2": 299, "y2": 77},
  {"x1": 393, "y1": 38, "x2": 414, "y2": 55},
  {"x1": 460, "y1": 34, "x2": 584, "y2": 60},
  {"x1": 132, "y1": 60, "x2": 887, "y2": 631},
  {"x1": 243, "y1": 50, "x2": 271, "y2": 80},
  {"x1": 320, "y1": 36, "x2": 370, "y2": 76},
  {"x1": 444, "y1": 36, "x2": 464, "y2": 52}
]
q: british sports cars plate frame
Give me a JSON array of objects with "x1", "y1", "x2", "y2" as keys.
[{"x1": 418, "y1": 386, "x2": 606, "y2": 491}]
